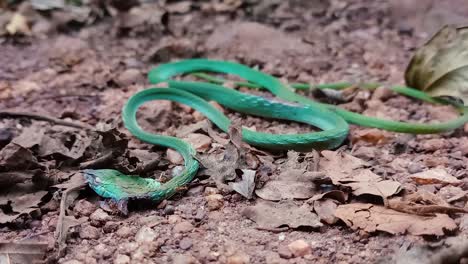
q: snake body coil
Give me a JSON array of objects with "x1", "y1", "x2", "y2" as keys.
[{"x1": 84, "y1": 59, "x2": 468, "y2": 201}]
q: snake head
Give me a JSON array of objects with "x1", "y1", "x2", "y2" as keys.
[{"x1": 83, "y1": 169, "x2": 162, "y2": 201}]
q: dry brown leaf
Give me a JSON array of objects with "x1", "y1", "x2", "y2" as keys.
[
  {"x1": 438, "y1": 185, "x2": 468, "y2": 203},
  {"x1": 255, "y1": 180, "x2": 316, "y2": 201},
  {"x1": 405, "y1": 25, "x2": 468, "y2": 104},
  {"x1": 231, "y1": 169, "x2": 256, "y2": 199},
  {"x1": 335, "y1": 203, "x2": 457, "y2": 236},
  {"x1": 351, "y1": 128, "x2": 393, "y2": 144},
  {"x1": 0, "y1": 143, "x2": 41, "y2": 171},
  {"x1": 0, "y1": 191, "x2": 48, "y2": 224},
  {"x1": 242, "y1": 200, "x2": 322, "y2": 229},
  {"x1": 411, "y1": 168, "x2": 461, "y2": 185},
  {"x1": 387, "y1": 190, "x2": 468, "y2": 216},
  {"x1": 314, "y1": 199, "x2": 340, "y2": 225},
  {"x1": 319, "y1": 151, "x2": 402, "y2": 199}
]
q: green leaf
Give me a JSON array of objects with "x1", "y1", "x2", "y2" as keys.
[{"x1": 405, "y1": 25, "x2": 468, "y2": 104}]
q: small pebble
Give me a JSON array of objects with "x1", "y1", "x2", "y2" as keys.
[
  {"x1": 74, "y1": 199, "x2": 96, "y2": 217},
  {"x1": 174, "y1": 221, "x2": 194, "y2": 233},
  {"x1": 179, "y1": 237, "x2": 193, "y2": 250},
  {"x1": 172, "y1": 254, "x2": 197, "y2": 264},
  {"x1": 103, "y1": 221, "x2": 119, "y2": 233},
  {"x1": 227, "y1": 253, "x2": 250, "y2": 264},
  {"x1": 90, "y1": 209, "x2": 111, "y2": 226},
  {"x1": 288, "y1": 240, "x2": 311, "y2": 257},
  {"x1": 277, "y1": 245, "x2": 293, "y2": 259},
  {"x1": 204, "y1": 187, "x2": 219, "y2": 196},
  {"x1": 114, "y1": 254, "x2": 130, "y2": 264},
  {"x1": 117, "y1": 69, "x2": 141, "y2": 86},
  {"x1": 135, "y1": 226, "x2": 157, "y2": 243},
  {"x1": 116, "y1": 226, "x2": 133, "y2": 238},
  {"x1": 79, "y1": 225, "x2": 100, "y2": 239},
  {"x1": 205, "y1": 194, "x2": 224, "y2": 211},
  {"x1": 62, "y1": 260, "x2": 83, "y2": 264},
  {"x1": 164, "y1": 205, "x2": 175, "y2": 215}
]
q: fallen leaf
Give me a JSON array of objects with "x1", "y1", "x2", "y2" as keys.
[
  {"x1": 242, "y1": 200, "x2": 322, "y2": 229},
  {"x1": 255, "y1": 180, "x2": 316, "y2": 201},
  {"x1": 387, "y1": 190, "x2": 468, "y2": 216},
  {"x1": 438, "y1": 185, "x2": 468, "y2": 203},
  {"x1": 0, "y1": 143, "x2": 41, "y2": 171},
  {"x1": 351, "y1": 128, "x2": 393, "y2": 144},
  {"x1": 38, "y1": 130, "x2": 92, "y2": 160},
  {"x1": 0, "y1": 242, "x2": 47, "y2": 264},
  {"x1": 309, "y1": 190, "x2": 348, "y2": 225},
  {"x1": 0, "y1": 191, "x2": 48, "y2": 224},
  {"x1": 405, "y1": 25, "x2": 468, "y2": 104},
  {"x1": 231, "y1": 169, "x2": 256, "y2": 199},
  {"x1": 12, "y1": 125, "x2": 45, "y2": 149},
  {"x1": 411, "y1": 168, "x2": 461, "y2": 185},
  {"x1": 319, "y1": 151, "x2": 402, "y2": 199},
  {"x1": 335, "y1": 203, "x2": 457, "y2": 236},
  {"x1": 314, "y1": 199, "x2": 340, "y2": 225}
]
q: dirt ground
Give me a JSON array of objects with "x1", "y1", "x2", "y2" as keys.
[{"x1": 1, "y1": 1, "x2": 468, "y2": 263}]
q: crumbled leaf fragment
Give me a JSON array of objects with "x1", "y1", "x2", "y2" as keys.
[
  {"x1": 242, "y1": 200, "x2": 322, "y2": 229},
  {"x1": 335, "y1": 203, "x2": 457, "y2": 236}
]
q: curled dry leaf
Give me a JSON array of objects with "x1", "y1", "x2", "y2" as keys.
[
  {"x1": 410, "y1": 168, "x2": 461, "y2": 185},
  {"x1": 387, "y1": 190, "x2": 468, "y2": 216},
  {"x1": 319, "y1": 151, "x2": 402, "y2": 199},
  {"x1": 309, "y1": 190, "x2": 348, "y2": 225},
  {"x1": 351, "y1": 128, "x2": 393, "y2": 145},
  {"x1": 405, "y1": 25, "x2": 468, "y2": 104},
  {"x1": 231, "y1": 169, "x2": 256, "y2": 199},
  {"x1": 335, "y1": 203, "x2": 457, "y2": 236},
  {"x1": 242, "y1": 200, "x2": 322, "y2": 229}
]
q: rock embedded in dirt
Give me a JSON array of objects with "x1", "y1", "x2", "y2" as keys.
[
  {"x1": 288, "y1": 240, "x2": 311, "y2": 257},
  {"x1": 102, "y1": 221, "x2": 119, "y2": 233},
  {"x1": 277, "y1": 245, "x2": 293, "y2": 259},
  {"x1": 116, "y1": 225, "x2": 134, "y2": 238},
  {"x1": 135, "y1": 226, "x2": 157, "y2": 243},
  {"x1": 79, "y1": 225, "x2": 101, "y2": 240},
  {"x1": 172, "y1": 254, "x2": 197, "y2": 264},
  {"x1": 179, "y1": 237, "x2": 193, "y2": 250},
  {"x1": 226, "y1": 252, "x2": 250, "y2": 264},
  {"x1": 89, "y1": 209, "x2": 111, "y2": 226},
  {"x1": 116, "y1": 68, "x2": 142, "y2": 86},
  {"x1": 114, "y1": 254, "x2": 131, "y2": 264},
  {"x1": 205, "y1": 194, "x2": 224, "y2": 211},
  {"x1": 174, "y1": 221, "x2": 194, "y2": 233}
]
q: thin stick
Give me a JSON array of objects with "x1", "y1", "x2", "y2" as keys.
[{"x1": 0, "y1": 111, "x2": 94, "y2": 130}]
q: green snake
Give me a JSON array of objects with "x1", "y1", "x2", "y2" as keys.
[{"x1": 84, "y1": 59, "x2": 468, "y2": 201}]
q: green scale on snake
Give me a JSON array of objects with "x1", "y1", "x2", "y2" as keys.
[{"x1": 83, "y1": 59, "x2": 468, "y2": 201}]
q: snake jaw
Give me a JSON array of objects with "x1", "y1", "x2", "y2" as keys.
[{"x1": 82, "y1": 169, "x2": 162, "y2": 201}]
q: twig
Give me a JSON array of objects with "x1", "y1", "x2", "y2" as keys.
[
  {"x1": 255, "y1": 226, "x2": 289, "y2": 233},
  {"x1": 54, "y1": 183, "x2": 86, "y2": 258},
  {"x1": 79, "y1": 151, "x2": 114, "y2": 169},
  {"x1": 0, "y1": 111, "x2": 94, "y2": 130}
]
